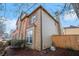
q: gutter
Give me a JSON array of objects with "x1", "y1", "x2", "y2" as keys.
[{"x1": 40, "y1": 9, "x2": 43, "y2": 50}]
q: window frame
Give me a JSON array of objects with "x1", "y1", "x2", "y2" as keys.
[
  {"x1": 26, "y1": 29, "x2": 33, "y2": 44},
  {"x1": 30, "y1": 15, "x2": 37, "y2": 24}
]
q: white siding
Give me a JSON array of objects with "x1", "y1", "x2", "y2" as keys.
[{"x1": 42, "y1": 10, "x2": 59, "y2": 49}]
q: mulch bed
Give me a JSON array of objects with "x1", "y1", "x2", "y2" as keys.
[{"x1": 4, "y1": 47, "x2": 79, "y2": 56}]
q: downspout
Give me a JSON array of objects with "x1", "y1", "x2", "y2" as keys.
[
  {"x1": 40, "y1": 8, "x2": 43, "y2": 50},
  {"x1": 55, "y1": 11, "x2": 61, "y2": 35}
]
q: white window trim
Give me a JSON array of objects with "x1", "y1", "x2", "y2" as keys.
[
  {"x1": 26, "y1": 28, "x2": 33, "y2": 45},
  {"x1": 31, "y1": 15, "x2": 37, "y2": 24}
]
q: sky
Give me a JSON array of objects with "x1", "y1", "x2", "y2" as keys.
[{"x1": 0, "y1": 3, "x2": 79, "y2": 34}]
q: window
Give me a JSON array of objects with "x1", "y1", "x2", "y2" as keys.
[
  {"x1": 30, "y1": 15, "x2": 37, "y2": 24},
  {"x1": 26, "y1": 30, "x2": 33, "y2": 44}
]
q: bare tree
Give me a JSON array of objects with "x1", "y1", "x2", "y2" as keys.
[
  {"x1": 0, "y1": 17, "x2": 5, "y2": 37},
  {"x1": 0, "y1": 4, "x2": 6, "y2": 37},
  {"x1": 12, "y1": 3, "x2": 35, "y2": 17},
  {"x1": 71, "y1": 3, "x2": 79, "y2": 18}
]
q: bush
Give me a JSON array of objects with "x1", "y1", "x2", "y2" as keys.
[
  {"x1": 0, "y1": 41, "x2": 8, "y2": 54},
  {"x1": 11, "y1": 39, "x2": 26, "y2": 48},
  {"x1": 7, "y1": 40, "x2": 12, "y2": 46},
  {"x1": 66, "y1": 48, "x2": 74, "y2": 51},
  {"x1": 0, "y1": 41, "x2": 4, "y2": 48},
  {"x1": 0, "y1": 41, "x2": 8, "y2": 48}
]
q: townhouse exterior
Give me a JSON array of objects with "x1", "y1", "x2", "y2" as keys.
[
  {"x1": 13, "y1": 5, "x2": 61, "y2": 51},
  {"x1": 63, "y1": 25, "x2": 79, "y2": 35},
  {"x1": 11, "y1": 30, "x2": 18, "y2": 40},
  {"x1": 11, "y1": 18, "x2": 21, "y2": 40}
]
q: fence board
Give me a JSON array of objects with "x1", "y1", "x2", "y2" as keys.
[{"x1": 52, "y1": 35, "x2": 79, "y2": 50}]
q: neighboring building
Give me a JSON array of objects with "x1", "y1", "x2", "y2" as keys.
[
  {"x1": 11, "y1": 30, "x2": 18, "y2": 40},
  {"x1": 16, "y1": 18, "x2": 21, "y2": 40},
  {"x1": 63, "y1": 25, "x2": 79, "y2": 35},
  {"x1": 14, "y1": 5, "x2": 61, "y2": 50}
]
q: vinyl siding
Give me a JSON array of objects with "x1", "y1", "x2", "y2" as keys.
[{"x1": 42, "y1": 10, "x2": 59, "y2": 49}]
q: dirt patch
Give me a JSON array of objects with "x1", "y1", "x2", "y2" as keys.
[{"x1": 4, "y1": 47, "x2": 79, "y2": 56}]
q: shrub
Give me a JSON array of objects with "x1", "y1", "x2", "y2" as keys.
[
  {"x1": 0, "y1": 41, "x2": 8, "y2": 52},
  {"x1": 66, "y1": 48, "x2": 74, "y2": 51},
  {"x1": 0, "y1": 41, "x2": 4, "y2": 48},
  {"x1": 0, "y1": 41, "x2": 8, "y2": 48},
  {"x1": 6, "y1": 40, "x2": 12, "y2": 46},
  {"x1": 11, "y1": 39, "x2": 26, "y2": 48}
]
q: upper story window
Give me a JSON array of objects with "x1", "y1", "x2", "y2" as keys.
[{"x1": 30, "y1": 15, "x2": 37, "y2": 24}]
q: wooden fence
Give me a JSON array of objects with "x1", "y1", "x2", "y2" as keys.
[{"x1": 52, "y1": 35, "x2": 79, "y2": 50}]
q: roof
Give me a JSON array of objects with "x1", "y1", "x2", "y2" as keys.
[
  {"x1": 64, "y1": 25, "x2": 79, "y2": 29},
  {"x1": 20, "y1": 5, "x2": 59, "y2": 23}
]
